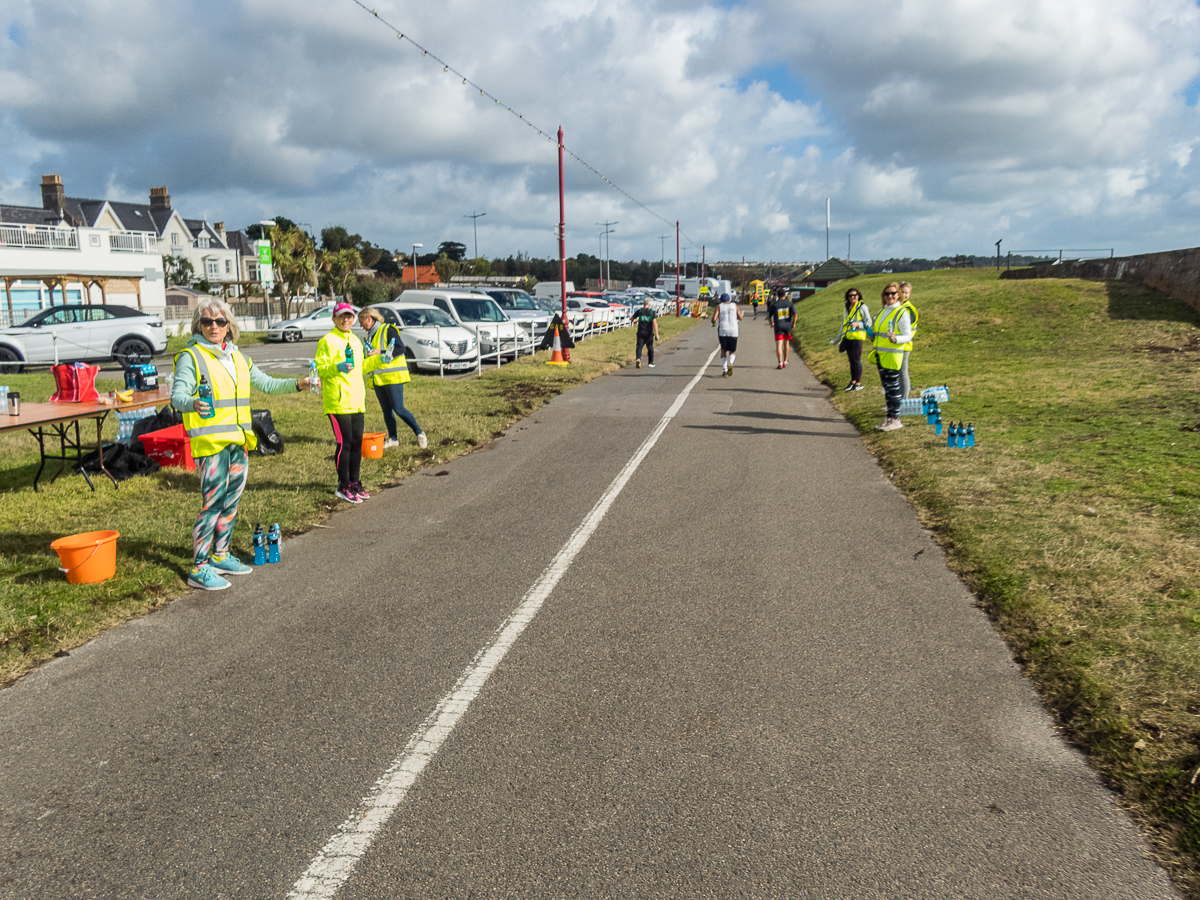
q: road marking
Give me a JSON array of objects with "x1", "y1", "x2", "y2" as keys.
[{"x1": 287, "y1": 348, "x2": 719, "y2": 900}]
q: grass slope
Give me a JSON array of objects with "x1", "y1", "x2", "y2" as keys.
[
  {"x1": 796, "y1": 268, "x2": 1200, "y2": 895},
  {"x1": 0, "y1": 316, "x2": 699, "y2": 683}
]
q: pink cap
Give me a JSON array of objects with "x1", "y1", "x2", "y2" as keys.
[{"x1": 333, "y1": 302, "x2": 355, "y2": 316}]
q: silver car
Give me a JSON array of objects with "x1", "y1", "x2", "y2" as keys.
[
  {"x1": 367, "y1": 302, "x2": 480, "y2": 373},
  {"x1": 266, "y1": 304, "x2": 367, "y2": 343},
  {"x1": 0, "y1": 304, "x2": 168, "y2": 373}
]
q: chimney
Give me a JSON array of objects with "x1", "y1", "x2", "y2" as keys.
[
  {"x1": 150, "y1": 186, "x2": 171, "y2": 210},
  {"x1": 214, "y1": 222, "x2": 226, "y2": 243},
  {"x1": 41, "y1": 174, "x2": 65, "y2": 214}
]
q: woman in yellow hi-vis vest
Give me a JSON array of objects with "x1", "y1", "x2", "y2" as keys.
[
  {"x1": 358, "y1": 306, "x2": 427, "y2": 450},
  {"x1": 836, "y1": 286, "x2": 871, "y2": 392},
  {"x1": 171, "y1": 300, "x2": 311, "y2": 591},
  {"x1": 867, "y1": 282, "x2": 912, "y2": 432},
  {"x1": 315, "y1": 303, "x2": 368, "y2": 504}
]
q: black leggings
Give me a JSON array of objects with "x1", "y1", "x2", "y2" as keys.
[
  {"x1": 878, "y1": 365, "x2": 902, "y2": 419},
  {"x1": 846, "y1": 339, "x2": 863, "y2": 383},
  {"x1": 328, "y1": 412, "x2": 365, "y2": 490}
]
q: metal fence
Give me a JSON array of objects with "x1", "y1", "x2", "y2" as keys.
[{"x1": 0, "y1": 224, "x2": 79, "y2": 250}]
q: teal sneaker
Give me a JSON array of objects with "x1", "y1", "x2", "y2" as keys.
[
  {"x1": 187, "y1": 564, "x2": 231, "y2": 592},
  {"x1": 210, "y1": 554, "x2": 253, "y2": 576}
]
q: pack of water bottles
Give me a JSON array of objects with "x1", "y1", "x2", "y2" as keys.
[{"x1": 919, "y1": 393, "x2": 977, "y2": 448}]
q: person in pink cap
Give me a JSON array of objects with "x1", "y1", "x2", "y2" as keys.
[{"x1": 315, "y1": 303, "x2": 369, "y2": 502}]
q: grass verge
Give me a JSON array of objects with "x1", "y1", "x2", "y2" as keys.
[
  {"x1": 796, "y1": 268, "x2": 1200, "y2": 896},
  {"x1": 0, "y1": 316, "x2": 699, "y2": 684}
]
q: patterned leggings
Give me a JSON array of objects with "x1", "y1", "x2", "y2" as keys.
[{"x1": 193, "y1": 444, "x2": 249, "y2": 568}]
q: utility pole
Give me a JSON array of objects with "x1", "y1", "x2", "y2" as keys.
[
  {"x1": 675, "y1": 221, "x2": 681, "y2": 316},
  {"x1": 659, "y1": 234, "x2": 670, "y2": 273},
  {"x1": 464, "y1": 211, "x2": 486, "y2": 260},
  {"x1": 596, "y1": 220, "x2": 617, "y2": 289},
  {"x1": 826, "y1": 198, "x2": 831, "y2": 261},
  {"x1": 996, "y1": 239, "x2": 1002, "y2": 270}
]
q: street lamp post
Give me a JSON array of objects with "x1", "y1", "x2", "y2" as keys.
[
  {"x1": 411, "y1": 243, "x2": 424, "y2": 290},
  {"x1": 596, "y1": 221, "x2": 617, "y2": 291},
  {"x1": 463, "y1": 212, "x2": 486, "y2": 259},
  {"x1": 258, "y1": 220, "x2": 276, "y2": 326}
]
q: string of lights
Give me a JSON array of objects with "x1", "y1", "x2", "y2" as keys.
[{"x1": 348, "y1": 0, "x2": 699, "y2": 247}]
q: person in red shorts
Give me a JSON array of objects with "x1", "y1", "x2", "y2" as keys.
[{"x1": 770, "y1": 288, "x2": 796, "y2": 368}]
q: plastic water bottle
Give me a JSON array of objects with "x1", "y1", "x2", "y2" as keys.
[
  {"x1": 956, "y1": 422, "x2": 966, "y2": 449},
  {"x1": 947, "y1": 422, "x2": 956, "y2": 448},
  {"x1": 197, "y1": 375, "x2": 215, "y2": 419},
  {"x1": 267, "y1": 523, "x2": 281, "y2": 564},
  {"x1": 253, "y1": 525, "x2": 266, "y2": 566},
  {"x1": 966, "y1": 423, "x2": 975, "y2": 448},
  {"x1": 935, "y1": 414, "x2": 943, "y2": 436},
  {"x1": 309, "y1": 360, "x2": 321, "y2": 393},
  {"x1": 344, "y1": 344, "x2": 354, "y2": 371},
  {"x1": 385, "y1": 338, "x2": 395, "y2": 363}
]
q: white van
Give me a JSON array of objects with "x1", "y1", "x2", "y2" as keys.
[
  {"x1": 397, "y1": 289, "x2": 532, "y2": 360},
  {"x1": 532, "y1": 281, "x2": 575, "y2": 300}
]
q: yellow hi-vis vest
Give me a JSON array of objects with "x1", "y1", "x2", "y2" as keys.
[
  {"x1": 841, "y1": 299, "x2": 869, "y2": 341},
  {"x1": 899, "y1": 300, "x2": 918, "y2": 350},
  {"x1": 177, "y1": 345, "x2": 257, "y2": 457},
  {"x1": 316, "y1": 329, "x2": 366, "y2": 415},
  {"x1": 870, "y1": 304, "x2": 906, "y2": 371},
  {"x1": 364, "y1": 323, "x2": 410, "y2": 388}
]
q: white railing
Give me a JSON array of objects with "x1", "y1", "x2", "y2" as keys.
[
  {"x1": 109, "y1": 231, "x2": 158, "y2": 253},
  {"x1": 0, "y1": 224, "x2": 79, "y2": 250}
]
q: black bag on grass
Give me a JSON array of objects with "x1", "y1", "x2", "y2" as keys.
[
  {"x1": 129, "y1": 405, "x2": 182, "y2": 446},
  {"x1": 251, "y1": 409, "x2": 284, "y2": 456},
  {"x1": 74, "y1": 442, "x2": 162, "y2": 482}
]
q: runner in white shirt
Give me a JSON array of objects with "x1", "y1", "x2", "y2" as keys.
[{"x1": 710, "y1": 293, "x2": 744, "y2": 377}]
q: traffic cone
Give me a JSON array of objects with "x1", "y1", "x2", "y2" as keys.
[{"x1": 546, "y1": 330, "x2": 569, "y2": 366}]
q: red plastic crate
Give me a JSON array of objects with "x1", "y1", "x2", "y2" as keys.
[{"x1": 138, "y1": 424, "x2": 196, "y2": 472}]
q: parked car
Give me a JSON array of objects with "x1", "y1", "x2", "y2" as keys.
[
  {"x1": 366, "y1": 301, "x2": 479, "y2": 373},
  {"x1": 266, "y1": 304, "x2": 367, "y2": 343},
  {"x1": 471, "y1": 287, "x2": 551, "y2": 335},
  {"x1": 0, "y1": 304, "x2": 168, "y2": 373},
  {"x1": 398, "y1": 289, "x2": 532, "y2": 360}
]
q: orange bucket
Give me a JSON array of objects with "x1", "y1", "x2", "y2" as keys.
[
  {"x1": 50, "y1": 530, "x2": 120, "y2": 584},
  {"x1": 362, "y1": 432, "x2": 385, "y2": 459}
]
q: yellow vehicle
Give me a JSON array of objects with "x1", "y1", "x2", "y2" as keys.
[{"x1": 749, "y1": 280, "x2": 767, "y2": 306}]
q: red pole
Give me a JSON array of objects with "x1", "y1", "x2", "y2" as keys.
[
  {"x1": 557, "y1": 127, "x2": 569, "y2": 360},
  {"x1": 701, "y1": 245, "x2": 706, "y2": 282},
  {"x1": 675, "y1": 221, "x2": 681, "y2": 317}
]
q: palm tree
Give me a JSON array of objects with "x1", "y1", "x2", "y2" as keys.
[
  {"x1": 269, "y1": 226, "x2": 316, "y2": 319},
  {"x1": 318, "y1": 248, "x2": 362, "y2": 303}
]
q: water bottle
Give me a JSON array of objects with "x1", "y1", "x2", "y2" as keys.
[
  {"x1": 966, "y1": 423, "x2": 975, "y2": 448},
  {"x1": 946, "y1": 422, "x2": 956, "y2": 448},
  {"x1": 0, "y1": 386, "x2": 7, "y2": 412},
  {"x1": 267, "y1": 523, "x2": 281, "y2": 564},
  {"x1": 935, "y1": 414, "x2": 943, "y2": 436},
  {"x1": 385, "y1": 338, "x2": 395, "y2": 363},
  {"x1": 956, "y1": 422, "x2": 966, "y2": 449},
  {"x1": 309, "y1": 359, "x2": 321, "y2": 393},
  {"x1": 197, "y1": 375, "x2": 215, "y2": 419},
  {"x1": 344, "y1": 344, "x2": 354, "y2": 371},
  {"x1": 253, "y1": 525, "x2": 266, "y2": 566}
]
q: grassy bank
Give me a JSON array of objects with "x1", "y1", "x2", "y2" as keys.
[
  {"x1": 796, "y1": 268, "x2": 1200, "y2": 894},
  {"x1": 0, "y1": 316, "x2": 699, "y2": 684}
]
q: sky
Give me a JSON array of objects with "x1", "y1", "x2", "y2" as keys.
[{"x1": 2, "y1": 0, "x2": 1200, "y2": 265}]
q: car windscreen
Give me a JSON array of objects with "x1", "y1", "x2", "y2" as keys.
[
  {"x1": 487, "y1": 291, "x2": 538, "y2": 310},
  {"x1": 398, "y1": 308, "x2": 457, "y2": 328},
  {"x1": 453, "y1": 298, "x2": 507, "y2": 322}
]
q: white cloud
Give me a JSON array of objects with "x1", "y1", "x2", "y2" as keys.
[{"x1": 0, "y1": 0, "x2": 1199, "y2": 262}]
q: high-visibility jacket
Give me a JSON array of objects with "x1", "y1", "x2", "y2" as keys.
[
  {"x1": 870, "y1": 304, "x2": 908, "y2": 371},
  {"x1": 177, "y1": 344, "x2": 257, "y2": 457},
  {"x1": 315, "y1": 329, "x2": 366, "y2": 415},
  {"x1": 840, "y1": 299, "x2": 871, "y2": 341},
  {"x1": 363, "y1": 322, "x2": 410, "y2": 388}
]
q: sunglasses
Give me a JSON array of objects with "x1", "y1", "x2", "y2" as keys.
[
  {"x1": 883, "y1": 291, "x2": 897, "y2": 296},
  {"x1": 199, "y1": 317, "x2": 229, "y2": 327}
]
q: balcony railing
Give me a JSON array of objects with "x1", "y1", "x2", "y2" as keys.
[
  {"x1": 0, "y1": 224, "x2": 79, "y2": 250},
  {"x1": 109, "y1": 231, "x2": 158, "y2": 253}
]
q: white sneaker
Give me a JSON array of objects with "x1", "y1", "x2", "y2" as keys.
[
  {"x1": 417, "y1": 433, "x2": 428, "y2": 449},
  {"x1": 635, "y1": 358, "x2": 641, "y2": 368},
  {"x1": 648, "y1": 363, "x2": 655, "y2": 368},
  {"x1": 382, "y1": 437, "x2": 399, "y2": 449}
]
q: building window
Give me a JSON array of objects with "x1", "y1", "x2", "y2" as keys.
[
  {"x1": 225, "y1": 259, "x2": 232, "y2": 275},
  {"x1": 171, "y1": 233, "x2": 180, "y2": 248},
  {"x1": 206, "y1": 260, "x2": 220, "y2": 278},
  {"x1": 197, "y1": 237, "x2": 209, "y2": 249}
]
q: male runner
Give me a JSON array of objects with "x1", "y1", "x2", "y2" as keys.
[
  {"x1": 771, "y1": 288, "x2": 796, "y2": 368},
  {"x1": 710, "y1": 293, "x2": 743, "y2": 376},
  {"x1": 632, "y1": 296, "x2": 660, "y2": 368}
]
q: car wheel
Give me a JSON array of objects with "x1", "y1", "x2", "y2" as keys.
[
  {"x1": 113, "y1": 337, "x2": 154, "y2": 368},
  {"x1": 282, "y1": 329, "x2": 302, "y2": 343},
  {"x1": 0, "y1": 346, "x2": 23, "y2": 374},
  {"x1": 404, "y1": 345, "x2": 416, "y2": 360}
]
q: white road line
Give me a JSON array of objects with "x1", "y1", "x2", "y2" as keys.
[{"x1": 287, "y1": 348, "x2": 720, "y2": 900}]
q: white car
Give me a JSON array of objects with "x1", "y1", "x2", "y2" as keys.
[
  {"x1": 470, "y1": 287, "x2": 551, "y2": 336},
  {"x1": 266, "y1": 304, "x2": 367, "y2": 343},
  {"x1": 367, "y1": 302, "x2": 479, "y2": 373},
  {"x1": 0, "y1": 304, "x2": 167, "y2": 373},
  {"x1": 399, "y1": 289, "x2": 532, "y2": 360}
]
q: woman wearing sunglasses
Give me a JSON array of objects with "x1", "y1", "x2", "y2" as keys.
[
  {"x1": 837, "y1": 286, "x2": 870, "y2": 391},
  {"x1": 172, "y1": 299, "x2": 311, "y2": 591},
  {"x1": 868, "y1": 283, "x2": 912, "y2": 432}
]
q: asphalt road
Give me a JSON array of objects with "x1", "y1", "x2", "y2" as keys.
[{"x1": 0, "y1": 320, "x2": 1180, "y2": 899}]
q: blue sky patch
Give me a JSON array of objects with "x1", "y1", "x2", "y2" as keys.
[
  {"x1": 1186, "y1": 74, "x2": 1200, "y2": 106},
  {"x1": 7, "y1": 23, "x2": 26, "y2": 48},
  {"x1": 737, "y1": 63, "x2": 813, "y2": 105}
]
